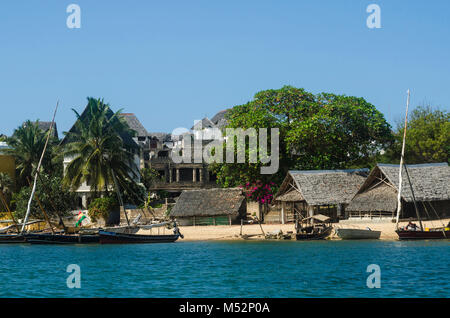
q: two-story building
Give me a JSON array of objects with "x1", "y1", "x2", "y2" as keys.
[{"x1": 120, "y1": 110, "x2": 229, "y2": 195}]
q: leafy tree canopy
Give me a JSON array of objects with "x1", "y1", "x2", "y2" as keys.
[
  {"x1": 11, "y1": 174, "x2": 76, "y2": 219},
  {"x1": 383, "y1": 105, "x2": 449, "y2": 164},
  {"x1": 211, "y1": 86, "x2": 393, "y2": 189}
]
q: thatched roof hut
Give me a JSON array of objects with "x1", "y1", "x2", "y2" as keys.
[
  {"x1": 273, "y1": 169, "x2": 369, "y2": 222},
  {"x1": 347, "y1": 163, "x2": 450, "y2": 217},
  {"x1": 170, "y1": 188, "x2": 246, "y2": 225},
  {"x1": 275, "y1": 169, "x2": 369, "y2": 205}
]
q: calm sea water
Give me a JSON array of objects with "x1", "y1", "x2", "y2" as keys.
[{"x1": 0, "y1": 240, "x2": 448, "y2": 298}]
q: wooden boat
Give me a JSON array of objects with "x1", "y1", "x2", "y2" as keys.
[
  {"x1": 99, "y1": 230, "x2": 180, "y2": 244},
  {"x1": 0, "y1": 234, "x2": 26, "y2": 243},
  {"x1": 295, "y1": 214, "x2": 332, "y2": 240},
  {"x1": 296, "y1": 225, "x2": 332, "y2": 240},
  {"x1": 0, "y1": 221, "x2": 45, "y2": 244},
  {"x1": 396, "y1": 228, "x2": 450, "y2": 240},
  {"x1": 24, "y1": 233, "x2": 99, "y2": 244},
  {"x1": 335, "y1": 228, "x2": 381, "y2": 240}
]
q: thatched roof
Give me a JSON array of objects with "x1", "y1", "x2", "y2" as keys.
[
  {"x1": 275, "y1": 169, "x2": 369, "y2": 206},
  {"x1": 347, "y1": 162, "x2": 450, "y2": 212},
  {"x1": 23, "y1": 121, "x2": 58, "y2": 138},
  {"x1": 211, "y1": 109, "x2": 230, "y2": 128},
  {"x1": 170, "y1": 188, "x2": 245, "y2": 217},
  {"x1": 148, "y1": 132, "x2": 172, "y2": 142},
  {"x1": 346, "y1": 183, "x2": 397, "y2": 212},
  {"x1": 276, "y1": 189, "x2": 304, "y2": 202},
  {"x1": 191, "y1": 118, "x2": 216, "y2": 130},
  {"x1": 378, "y1": 163, "x2": 449, "y2": 202},
  {"x1": 120, "y1": 113, "x2": 148, "y2": 137},
  {"x1": 37, "y1": 121, "x2": 58, "y2": 138}
]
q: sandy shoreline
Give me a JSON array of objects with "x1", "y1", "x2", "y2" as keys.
[{"x1": 138, "y1": 218, "x2": 450, "y2": 241}]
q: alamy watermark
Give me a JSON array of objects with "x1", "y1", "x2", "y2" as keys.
[
  {"x1": 66, "y1": 4, "x2": 81, "y2": 29},
  {"x1": 170, "y1": 123, "x2": 279, "y2": 174},
  {"x1": 366, "y1": 264, "x2": 381, "y2": 288},
  {"x1": 66, "y1": 264, "x2": 81, "y2": 289},
  {"x1": 366, "y1": 4, "x2": 381, "y2": 29}
]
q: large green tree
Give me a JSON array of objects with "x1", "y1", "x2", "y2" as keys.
[
  {"x1": 63, "y1": 98, "x2": 139, "y2": 200},
  {"x1": 383, "y1": 105, "x2": 449, "y2": 164},
  {"x1": 210, "y1": 86, "x2": 393, "y2": 188},
  {"x1": 12, "y1": 174, "x2": 76, "y2": 219}
]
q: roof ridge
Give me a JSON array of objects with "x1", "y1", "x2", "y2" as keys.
[
  {"x1": 378, "y1": 162, "x2": 448, "y2": 168},
  {"x1": 289, "y1": 168, "x2": 369, "y2": 174}
]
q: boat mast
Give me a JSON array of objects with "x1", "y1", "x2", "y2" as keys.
[
  {"x1": 20, "y1": 101, "x2": 59, "y2": 234},
  {"x1": 403, "y1": 164, "x2": 424, "y2": 231},
  {"x1": 395, "y1": 90, "x2": 410, "y2": 229}
]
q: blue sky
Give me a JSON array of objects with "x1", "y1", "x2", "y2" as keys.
[{"x1": 1, "y1": 0, "x2": 449, "y2": 137}]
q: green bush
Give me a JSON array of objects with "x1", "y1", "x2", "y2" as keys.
[
  {"x1": 88, "y1": 197, "x2": 118, "y2": 223},
  {"x1": 12, "y1": 174, "x2": 76, "y2": 219}
]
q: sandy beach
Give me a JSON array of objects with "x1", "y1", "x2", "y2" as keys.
[{"x1": 138, "y1": 218, "x2": 450, "y2": 241}]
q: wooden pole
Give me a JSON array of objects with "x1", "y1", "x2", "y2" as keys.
[
  {"x1": 403, "y1": 164, "x2": 424, "y2": 231},
  {"x1": 34, "y1": 193, "x2": 55, "y2": 234},
  {"x1": 395, "y1": 90, "x2": 410, "y2": 229},
  {"x1": 27, "y1": 177, "x2": 56, "y2": 234},
  {"x1": 21, "y1": 101, "x2": 59, "y2": 234},
  {"x1": 256, "y1": 216, "x2": 265, "y2": 236},
  {"x1": 111, "y1": 169, "x2": 129, "y2": 226},
  {"x1": 0, "y1": 190, "x2": 20, "y2": 233}
]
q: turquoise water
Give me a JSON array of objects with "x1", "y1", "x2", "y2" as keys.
[{"x1": 0, "y1": 240, "x2": 449, "y2": 298}]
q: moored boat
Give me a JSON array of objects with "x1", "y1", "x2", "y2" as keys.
[
  {"x1": 98, "y1": 230, "x2": 180, "y2": 244},
  {"x1": 296, "y1": 225, "x2": 332, "y2": 240},
  {"x1": 335, "y1": 228, "x2": 381, "y2": 240},
  {"x1": 296, "y1": 214, "x2": 332, "y2": 240},
  {"x1": 396, "y1": 228, "x2": 450, "y2": 240},
  {"x1": 24, "y1": 233, "x2": 99, "y2": 244},
  {"x1": 0, "y1": 234, "x2": 26, "y2": 243}
]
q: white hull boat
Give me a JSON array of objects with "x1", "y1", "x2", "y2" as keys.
[{"x1": 335, "y1": 228, "x2": 381, "y2": 240}]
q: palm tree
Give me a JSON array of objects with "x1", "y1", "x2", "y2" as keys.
[
  {"x1": 5, "y1": 120, "x2": 57, "y2": 187},
  {"x1": 63, "y1": 98, "x2": 138, "y2": 201}
]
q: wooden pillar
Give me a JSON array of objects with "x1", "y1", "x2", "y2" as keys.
[
  {"x1": 281, "y1": 202, "x2": 286, "y2": 225},
  {"x1": 193, "y1": 168, "x2": 197, "y2": 182},
  {"x1": 308, "y1": 205, "x2": 314, "y2": 225},
  {"x1": 228, "y1": 215, "x2": 232, "y2": 226},
  {"x1": 199, "y1": 168, "x2": 203, "y2": 183},
  {"x1": 176, "y1": 168, "x2": 180, "y2": 182},
  {"x1": 337, "y1": 204, "x2": 342, "y2": 218},
  {"x1": 169, "y1": 168, "x2": 173, "y2": 183}
]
